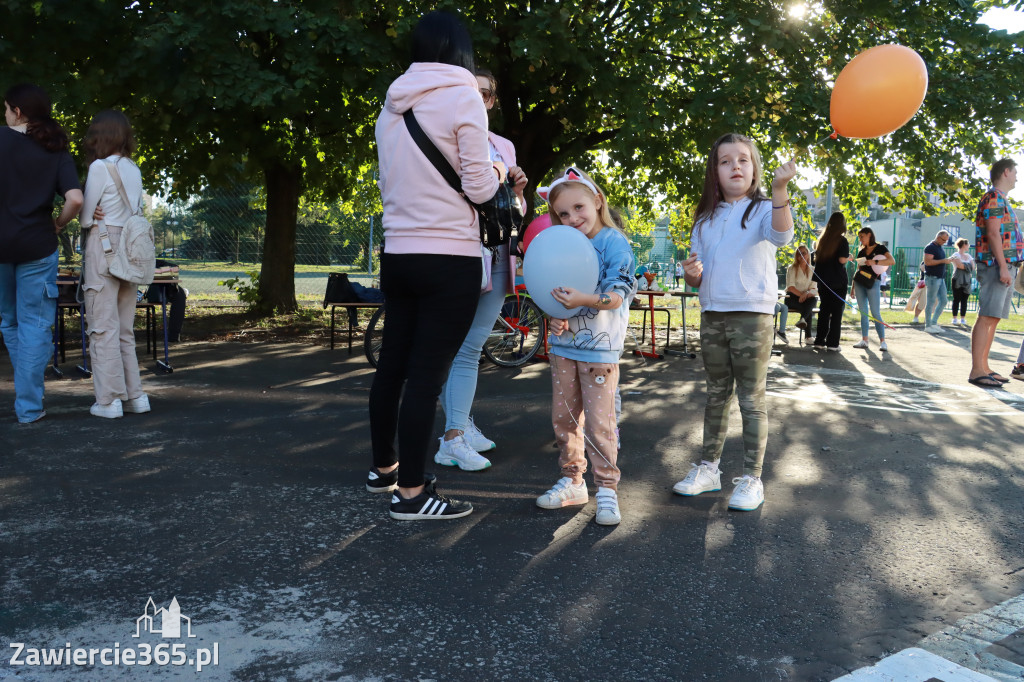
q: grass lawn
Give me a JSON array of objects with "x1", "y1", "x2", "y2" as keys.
[{"x1": 166, "y1": 261, "x2": 372, "y2": 275}]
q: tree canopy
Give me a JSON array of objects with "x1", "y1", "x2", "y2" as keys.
[{"x1": 3, "y1": 0, "x2": 1022, "y2": 310}]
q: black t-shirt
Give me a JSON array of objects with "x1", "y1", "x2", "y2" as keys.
[
  {"x1": 0, "y1": 128, "x2": 80, "y2": 264},
  {"x1": 856, "y1": 243, "x2": 890, "y2": 284},
  {"x1": 923, "y1": 241, "x2": 947, "y2": 278},
  {"x1": 812, "y1": 240, "x2": 851, "y2": 289}
]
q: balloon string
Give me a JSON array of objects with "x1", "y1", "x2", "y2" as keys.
[
  {"x1": 810, "y1": 268, "x2": 896, "y2": 331},
  {"x1": 801, "y1": 128, "x2": 839, "y2": 153},
  {"x1": 794, "y1": 249, "x2": 894, "y2": 331}
]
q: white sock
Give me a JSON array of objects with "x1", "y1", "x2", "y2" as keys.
[{"x1": 701, "y1": 460, "x2": 719, "y2": 473}]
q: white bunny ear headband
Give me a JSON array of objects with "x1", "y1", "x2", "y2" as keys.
[{"x1": 536, "y1": 166, "x2": 599, "y2": 202}]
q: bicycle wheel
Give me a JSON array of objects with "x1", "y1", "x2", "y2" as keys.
[
  {"x1": 482, "y1": 295, "x2": 544, "y2": 367},
  {"x1": 363, "y1": 306, "x2": 386, "y2": 368}
]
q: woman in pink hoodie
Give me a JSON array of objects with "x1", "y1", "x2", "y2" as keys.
[{"x1": 367, "y1": 11, "x2": 503, "y2": 521}]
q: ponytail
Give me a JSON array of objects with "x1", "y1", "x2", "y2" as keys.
[{"x1": 4, "y1": 83, "x2": 69, "y2": 153}]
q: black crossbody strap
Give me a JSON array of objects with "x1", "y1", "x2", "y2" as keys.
[{"x1": 402, "y1": 109, "x2": 467, "y2": 199}]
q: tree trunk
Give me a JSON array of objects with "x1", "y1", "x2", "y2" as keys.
[{"x1": 256, "y1": 161, "x2": 303, "y2": 315}]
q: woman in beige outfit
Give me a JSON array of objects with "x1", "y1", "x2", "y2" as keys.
[{"x1": 79, "y1": 110, "x2": 149, "y2": 418}]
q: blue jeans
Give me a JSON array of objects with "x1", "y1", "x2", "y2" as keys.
[
  {"x1": 0, "y1": 250, "x2": 59, "y2": 422},
  {"x1": 440, "y1": 251, "x2": 510, "y2": 432},
  {"x1": 774, "y1": 301, "x2": 789, "y2": 329},
  {"x1": 925, "y1": 275, "x2": 947, "y2": 326},
  {"x1": 853, "y1": 280, "x2": 885, "y2": 339}
]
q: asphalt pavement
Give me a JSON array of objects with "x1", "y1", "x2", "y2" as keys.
[{"x1": 2, "y1": 322, "x2": 1024, "y2": 681}]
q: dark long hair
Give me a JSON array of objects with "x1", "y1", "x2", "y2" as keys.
[
  {"x1": 4, "y1": 83, "x2": 68, "y2": 153},
  {"x1": 692, "y1": 133, "x2": 768, "y2": 238},
  {"x1": 815, "y1": 212, "x2": 848, "y2": 261},
  {"x1": 411, "y1": 11, "x2": 474, "y2": 73},
  {"x1": 857, "y1": 227, "x2": 877, "y2": 247},
  {"x1": 82, "y1": 110, "x2": 136, "y2": 165}
]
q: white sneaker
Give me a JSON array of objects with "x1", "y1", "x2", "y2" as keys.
[
  {"x1": 879, "y1": 341, "x2": 888, "y2": 352},
  {"x1": 433, "y1": 435, "x2": 491, "y2": 471},
  {"x1": 90, "y1": 399, "x2": 123, "y2": 419},
  {"x1": 925, "y1": 325, "x2": 941, "y2": 333},
  {"x1": 852, "y1": 339, "x2": 868, "y2": 349},
  {"x1": 463, "y1": 417, "x2": 496, "y2": 452},
  {"x1": 672, "y1": 463, "x2": 722, "y2": 496},
  {"x1": 536, "y1": 477, "x2": 588, "y2": 509},
  {"x1": 728, "y1": 475, "x2": 764, "y2": 511},
  {"x1": 123, "y1": 394, "x2": 151, "y2": 414},
  {"x1": 826, "y1": 346, "x2": 841, "y2": 352},
  {"x1": 594, "y1": 487, "x2": 621, "y2": 525}
]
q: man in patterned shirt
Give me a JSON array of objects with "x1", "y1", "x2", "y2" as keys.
[{"x1": 969, "y1": 158, "x2": 1021, "y2": 387}]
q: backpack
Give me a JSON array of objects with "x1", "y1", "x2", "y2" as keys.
[
  {"x1": 323, "y1": 272, "x2": 358, "y2": 306},
  {"x1": 97, "y1": 161, "x2": 156, "y2": 285}
]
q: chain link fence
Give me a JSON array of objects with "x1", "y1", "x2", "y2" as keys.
[
  {"x1": 58, "y1": 185, "x2": 669, "y2": 306},
  {"x1": 143, "y1": 185, "x2": 383, "y2": 302}
]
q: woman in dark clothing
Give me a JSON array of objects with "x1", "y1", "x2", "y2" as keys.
[
  {"x1": 367, "y1": 11, "x2": 501, "y2": 521},
  {"x1": 0, "y1": 84, "x2": 83, "y2": 423},
  {"x1": 811, "y1": 212, "x2": 852, "y2": 352}
]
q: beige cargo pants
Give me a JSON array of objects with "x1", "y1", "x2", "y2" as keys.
[{"x1": 83, "y1": 225, "x2": 144, "y2": 407}]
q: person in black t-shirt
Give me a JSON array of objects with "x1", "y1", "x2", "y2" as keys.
[
  {"x1": 811, "y1": 212, "x2": 852, "y2": 351},
  {"x1": 0, "y1": 84, "x2": 83, "y2": 424},
  {"x1": 851, "y1": 227, "x2": 895, "y2": 352}
]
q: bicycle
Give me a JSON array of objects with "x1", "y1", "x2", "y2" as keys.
[{"x1": 363, "y1": 287, "x2": 544, "y2": 369}]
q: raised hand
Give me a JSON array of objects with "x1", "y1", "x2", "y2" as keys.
[{"x1": 772, "y1": 158, "x2": 798, "y2": 192}]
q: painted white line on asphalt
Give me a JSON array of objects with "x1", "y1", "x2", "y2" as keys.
[
  {"x1": 768, "y1": 364, "x2": 1024, "y2": 415},
  {"x1": 917, "y1": 592, "x2": 1024, "y2": 682},
  {"x1": 833, "y1": 647, "x2": 998, "y2": 681},
  {"x1": 834, "y1": 593, "x2": 1024, "y2": 681}
]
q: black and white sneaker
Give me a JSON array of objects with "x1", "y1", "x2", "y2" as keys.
[
  {"x1": 366, "y1": 469, "x2": 436, "y2": 494},
  {"x1": 389, "y1": 489, "x2": 473, "y2": 520},
  {"x1": 366, "y1": 467, "x2": 398, "y2": 493}
]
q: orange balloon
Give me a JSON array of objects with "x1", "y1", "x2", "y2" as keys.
[{"x1": 830, "y1": 44, "x2": 928, "y2": 139}]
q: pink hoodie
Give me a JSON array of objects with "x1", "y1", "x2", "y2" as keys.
[{"x1": 376, "y1": 63, "x2": 499, "y2": 257}]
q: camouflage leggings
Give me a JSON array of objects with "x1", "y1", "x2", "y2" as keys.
[{"x1": 698, "y1": 311, "x2": 773, "y2": 477}]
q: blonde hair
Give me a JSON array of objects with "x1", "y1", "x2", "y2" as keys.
[
  {"x1": 792, "y1": 244, "x2": 812, "y2": 275},
  {"x1": 546, "y1": 166, "x2": 618, "y2": 233}
]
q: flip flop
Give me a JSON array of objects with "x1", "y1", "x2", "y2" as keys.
[
  {"x1": 969, "y1": 375, "x2": 1003, "y2": 388},
  {"x1": 988, "y1": 373, "x2": 1011, "y2": 383}
]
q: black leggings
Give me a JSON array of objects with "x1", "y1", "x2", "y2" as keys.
[
  {"x1": 784, "y1": 293, "x2": 817, "y2": 327},
  {"x1": 814, "y1": 284, "x2": 847, "y2": 348},
  {"x1": 951, "y1": 287, "x2": 970, "y2": 318},
  {"x1": 369, "y1": 252, "x2": 482, "y2": 488}
]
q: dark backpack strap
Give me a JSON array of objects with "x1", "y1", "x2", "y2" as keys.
[{"x1": 402, "y1": 109, "x2": 465, "y2": 197}]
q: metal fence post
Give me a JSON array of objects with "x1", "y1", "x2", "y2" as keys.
[{"x1": 368, "y1": 213, "x2": 374, "y2": 277}]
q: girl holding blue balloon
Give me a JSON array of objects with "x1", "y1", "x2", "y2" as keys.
[
  {"x1": 672, "y1": 133, "x2": 796, "y2": 512},
  {"x1": 529, "y1": 166, "x2": 636, "y2": 526}
]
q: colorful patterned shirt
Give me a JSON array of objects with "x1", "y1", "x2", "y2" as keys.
[{"x1": 974, "y1": 187, "x2": 1023, "y2": 266}]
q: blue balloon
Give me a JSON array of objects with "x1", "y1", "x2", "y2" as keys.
[{"x1": 523, "y1": 225, "x2": 600, "y2": 318}]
